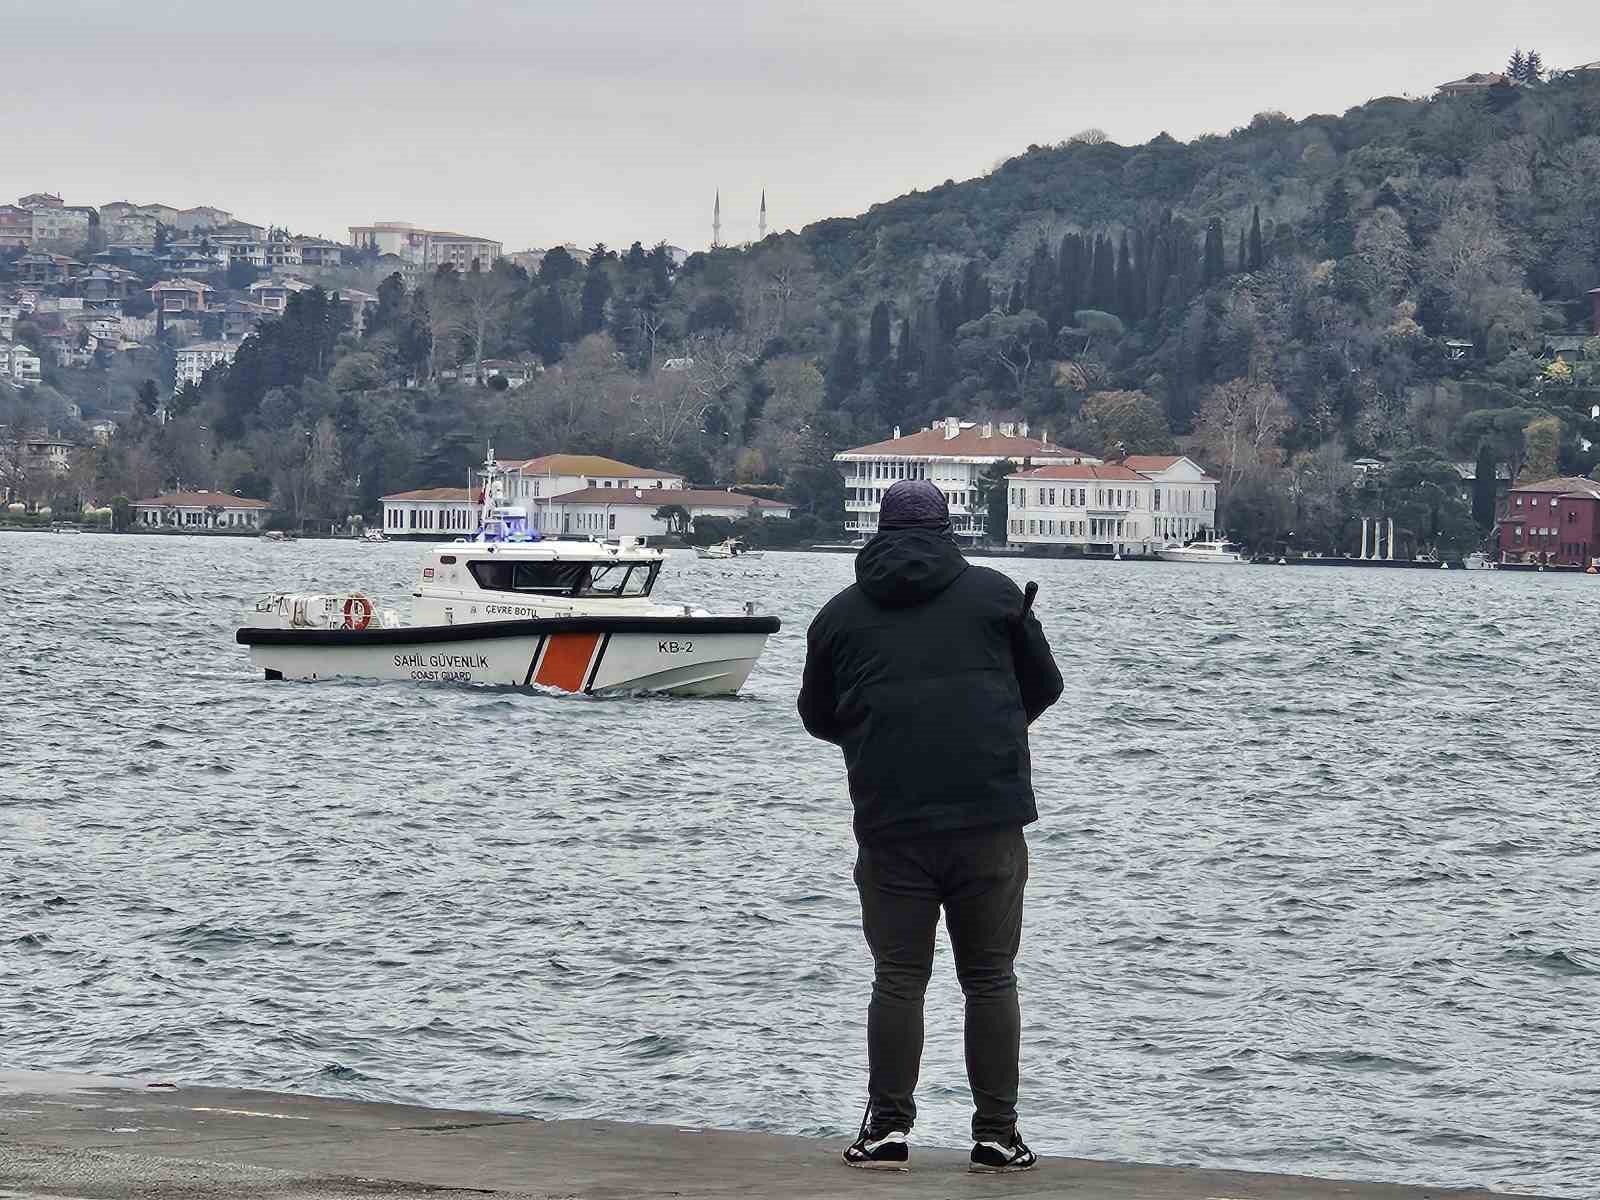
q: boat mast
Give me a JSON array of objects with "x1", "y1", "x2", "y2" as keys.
[{"x1": 478, "y1": 445, "x2": 501, "y2": 533}]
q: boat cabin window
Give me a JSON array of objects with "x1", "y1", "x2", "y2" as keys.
[
  {"x1": 584, "y1": 562, "x2": 656, "y2": 597},
  {"x1": 467, "y1": 559, "x2": 659, "y2": 597}
]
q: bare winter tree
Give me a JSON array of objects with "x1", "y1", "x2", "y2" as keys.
[
  {"x1": 451, "y1": 269, "x2": 516, "y2": 383},
  {"x1": 632, "y1": 369, "x2": 708, "y2": 457},
  {"x1": 1196, "y1": 377, "x2": 1290, "y2": 487}
]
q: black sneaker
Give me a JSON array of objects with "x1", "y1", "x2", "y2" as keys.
[
  {"x1": 970, "y1": 1135, "x2": 1037, "y2": 1173},
  {"x1": 842, "y1": 1129, "x2": 909, "y2": 1171}
]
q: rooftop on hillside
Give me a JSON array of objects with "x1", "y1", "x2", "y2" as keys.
[
  {"x1": 1509, "y1": 475, "x2": 1600, "y2": 499},
  {"x1": 508, "y1": 453, "x2": 680, "y2": 478},
  {"x1": 840, "y1": 418, "x2": 1092, "y2": 460},
  {"x1": 1013, "y1": 463, "x2": 1149, "y2": 482},
  {"x1": 537, "y1": 486, "x2": 789, "y2": 508},
  {"x1": 133, "y1": 490, "x2": 270, "y2": 507}
]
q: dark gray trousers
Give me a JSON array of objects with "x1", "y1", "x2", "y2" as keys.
[{"x1": 853, "y1": 825, "x2": 1028, "y2": 1142}]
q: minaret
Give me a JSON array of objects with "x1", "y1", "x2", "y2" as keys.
[
  {"x1": 759, "y1": 190, "x2": 767, "y2": 241},
  {"x1": 713, "y1": 190, "x2": 722, "y2": 249}
]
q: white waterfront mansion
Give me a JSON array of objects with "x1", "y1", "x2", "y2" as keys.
[
  {"x1": 835, "y1": 418, "x2": 1098, "y2": 544},
  {"x1": 379, "y1": 452, "x2": 791, "y2": 538},
  {"x1": 1007, "y1": 454, "x2": 1219, "y2": 555}
]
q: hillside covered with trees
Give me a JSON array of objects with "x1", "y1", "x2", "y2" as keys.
[{"x1": 12, "y1": 54, "x2": 1600, "y2": 553}]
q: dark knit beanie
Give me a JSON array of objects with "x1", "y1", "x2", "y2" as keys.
[{"x1": 879, "y1": 479, "x2": 952, "y2": 535}]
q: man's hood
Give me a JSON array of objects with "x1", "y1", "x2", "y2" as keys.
[{"x1": 854, "y1": 528, "x2": 969, "y2": 608}]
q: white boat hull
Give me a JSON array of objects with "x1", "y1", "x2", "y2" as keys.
[
  {"x1": 1155, "y1": 549, "x2": 1251, "y2": 565},
  {"x1": 237, "y1": 616, "x2": 779, "y2": 697}
]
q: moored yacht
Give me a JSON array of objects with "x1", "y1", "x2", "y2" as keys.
[
  {"x1": 236, "y1": 453, "x2": 780, "y2": 696},
  {"x1": 1155, "y1": 537, "x2": 1250, "y2": 565}
]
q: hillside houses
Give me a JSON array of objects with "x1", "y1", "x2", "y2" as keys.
[{"x1": 0, "y1": 187, "x2": 511, "y2": 432}]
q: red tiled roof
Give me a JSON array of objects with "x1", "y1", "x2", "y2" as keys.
[
  {"x1": 1509, "y1": 476, "x2": 1600, "y2": 499},
  {"x1": 1012, "y1": 464, "x2": 1148, "y2": 482},
  {"x1": 381, "y1": 487, "x2": 473, "y2": 502},
  {"x1": 1121, "y1": 455, "x2": 1183, "y2": 471},
  {"x1": 840, "y1": 426, "x2": 1091, "y2": 460},
  {"x1": 132, "y1": 491, "x2": 270, "y2": 508},
  {"x1": 537, "y1": 486, "x2": 790, "y2": 509},
  {"x1": 510, "y1": 453, "x2": 677, "y2": 478}
]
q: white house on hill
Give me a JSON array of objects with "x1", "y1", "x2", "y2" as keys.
[
  {"x1": 1006, "y1": 454, "x2": 1218, "y2": 555},
  {"x1": 380, "y1": 449, "x2": 791, "y2": 539},
  {"x1": 130, "y1": 490, "x2": 272, "y2": 529},
  {"x1": 835, "y1": 417, "x2": 1099, "y2": 544},
  {"x1": 536, "y1": 486, "x2": 791, "y2": 538}
]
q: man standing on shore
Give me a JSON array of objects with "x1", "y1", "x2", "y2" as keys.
[{"x1": 798, "y1": 479, "x2": 1063, "y2": 1174}]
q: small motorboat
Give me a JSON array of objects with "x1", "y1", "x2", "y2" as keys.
[
  {"x1": 695, "y1": 538, "x2": 764, "y2": 560},
  {"x1": 259, "y1": 530, "x2": 296, "y2": 543},
  {"x1": 1463, "y1": 552, "x2": 1496, "y2": 571},
  {"x1": 359, "y1": 529, "x2": 388, "y2": 544},
  {"x1": 237, "y1": 452, "x2": 778, "y2": 696},
  {"x1": 1155, "y1": 538, "x2": 1249, "y2": 565}
]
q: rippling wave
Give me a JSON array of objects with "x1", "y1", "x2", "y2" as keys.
[{"x1": 1, "y1": 532, "x2": 1595, "y2": 1196}]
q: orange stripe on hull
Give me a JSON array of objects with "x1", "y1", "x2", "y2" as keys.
[{"x1": 534, "y1": 632, "x2": 601, "y2": 692}]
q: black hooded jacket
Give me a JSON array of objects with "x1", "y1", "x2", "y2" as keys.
[{"x1": 798, "y1": 529, "x2": 1063, "y2": 841}]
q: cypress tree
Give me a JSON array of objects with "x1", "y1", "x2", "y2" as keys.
[
  {"x1": 1007, "y1": 280, "x2": 1024, "y2": 315},
  {"x1": 826, "y1": 315, "x2": 861, "y2": 408},
  {"x1": 960, "y1": 260, "x2": 987, "y2": 322},
  {"x1": 1058, "y1": 233, "x2": 1084, "y2": 315},
  {"x1": 1237, "y1": 226, "x2": 1247, "y2": 274},
  {"x1": 917, "y1": 301, "x2": 950, "y2": 396},
  {"x1": 935, "y1": 277, "x2": 961, "y2": 340},
  {"x1": 974, "y1": 277, "x2": 992, "y2": 319},
  {"x1": 1028, "y1": 240, "x2": 1056, "y2": 322},
  {"x1": 579, "y1": 262, "x2": 611, "y2": 334},
  {"x1": 1322, "y1": 178, "x2": 1354, "y2": 258},
  {"x1": 536, "y1": 286, "x2": 566, "y2": 363},
  {"x1": 1171, "y1": 217, "x2": 1200, "y2": 301},
  {"x1": 1144, "y1": 233, "x2": 1169, "y2": 316},
  {"x1": 1249, "y1": 206, "x2": 1264, "y2": 270},
  {"x1": 1090, "y1": 234, "x2": 1117, "y2": 310},
  {"x1": 866, "y1": 301, "x2": 892, "y2": 367},
  {"x1": 1202, "y1": 218, "x2": 1224, "y2": 285},
  {"x1": 894, "y1": 316, "x2": 915, "y2": 380},
  {"x1": 1115, "y1": 232, "x2": 1135, "y2": 318}
]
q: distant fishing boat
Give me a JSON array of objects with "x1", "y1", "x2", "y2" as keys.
[{"x1": 695, "y1": 538, "x2": 763, "y2": 560}]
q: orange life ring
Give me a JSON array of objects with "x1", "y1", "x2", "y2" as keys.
[{"x1": 343, "y1": 594, "x2": 374, "y2": 630}]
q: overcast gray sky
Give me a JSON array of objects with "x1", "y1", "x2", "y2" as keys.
[{"x1": 3, "y1": 1, "x2": 1592, "y2": 252}]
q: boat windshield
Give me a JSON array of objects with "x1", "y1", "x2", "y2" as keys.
[{"x1": 468, "y1": 559, "x2": 660, "y2": 598}]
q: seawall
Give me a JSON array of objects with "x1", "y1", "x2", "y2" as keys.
[{"x1": 0, "y1": 1070, "x2": 1552, "y2": 1200}]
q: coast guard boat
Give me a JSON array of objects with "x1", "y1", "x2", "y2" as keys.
[{"x1": 235, "y1": 453, "x2": 780, "y2": 696}]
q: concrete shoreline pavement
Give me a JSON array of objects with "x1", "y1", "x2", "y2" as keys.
[{"x1": 0, "y1": 1070, "x2": 1551, "y2": 1200}]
